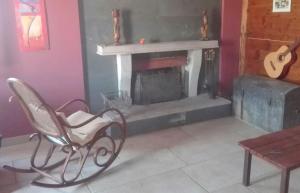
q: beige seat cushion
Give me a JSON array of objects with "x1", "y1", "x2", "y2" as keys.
[{"x1": 65, "y1": 111, "x2": 111, "y2": 146}]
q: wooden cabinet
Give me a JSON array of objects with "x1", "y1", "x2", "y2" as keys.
[{"x1": 233, "y1": 75, "x2": 300, "y2": 132}]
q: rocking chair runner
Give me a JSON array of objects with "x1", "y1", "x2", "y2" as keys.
[{"x1": 3, "y1": 78, "x2": 127, "y2": 188}]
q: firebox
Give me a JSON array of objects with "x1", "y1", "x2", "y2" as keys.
[
  {"x1": 133, "y1": 67, "x2": 182, "y2": 104},
  {"x1": 131, "y1": 52, "x2": 186, "y2": 105}
]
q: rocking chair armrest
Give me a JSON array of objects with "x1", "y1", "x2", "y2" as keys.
[
  {"x1": 61, "y1": 108, "x2": 126, "y2": 129},
  {"x1": 56, "y1": 99, "x2": 90, "y2": 113}
]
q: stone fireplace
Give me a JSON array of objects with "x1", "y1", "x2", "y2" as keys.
[
  {"x1": 97, "y1": 40, "x2": 231, "y2": 136},
  {"x1": 97, "y1": 40, "x2": 219, "y2": 99}
]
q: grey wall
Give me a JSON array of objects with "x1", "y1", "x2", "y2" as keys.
[{"x1": 79, "y1": 0, "x2": 221, "y2": 112}]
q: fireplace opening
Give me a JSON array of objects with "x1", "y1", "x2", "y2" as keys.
[
  {"x1": 131, "y1": 51, "x2": 187, "y2": 105},
  {"x1": 132, "y1": 67, "x2": 183, "y2": 105}
]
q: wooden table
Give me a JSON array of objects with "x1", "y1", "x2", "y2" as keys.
[{"x1": 239, "y1": 126, "x2": 300, "y2": 193}]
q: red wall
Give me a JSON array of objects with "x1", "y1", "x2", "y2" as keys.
[
  {"x1": 220, "y1": 0, "x2": 243, "y2": 97},
  {"x1": 0, "y1": 0, "x2": 84, "y2": 138}
]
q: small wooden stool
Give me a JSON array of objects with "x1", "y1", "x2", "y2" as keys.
[{"x1": 239, "y1": 126, "x2": 300, "y2": 193}]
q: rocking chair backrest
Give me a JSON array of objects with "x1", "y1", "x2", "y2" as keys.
[{"x1": 7, "y1": 78, "x2": 63, "y2": 137}]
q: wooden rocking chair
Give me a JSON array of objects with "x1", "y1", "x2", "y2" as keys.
[{"x1": 3, "y1": 78, "x2": 127, "y2": 188}]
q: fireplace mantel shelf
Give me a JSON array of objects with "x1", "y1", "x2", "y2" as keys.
[{"x1": 97, "y1": 40, "x2": 219, "y2": 56}]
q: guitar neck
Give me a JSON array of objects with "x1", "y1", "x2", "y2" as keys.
[{"x1": 283, "y1": 39, "x2": 300, "y2": 55}]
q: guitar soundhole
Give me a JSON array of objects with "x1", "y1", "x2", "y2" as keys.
[{"x1": 279, "y1": 54, "x2": 285, "y2": 61}]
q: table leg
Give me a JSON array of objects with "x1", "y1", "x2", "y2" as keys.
[
  {"x1": 280, "y1": 169, "x2": 290, "y2": 193},
  {"x1": 243, "y1": 150, "x2": 252, "y2": 186}
]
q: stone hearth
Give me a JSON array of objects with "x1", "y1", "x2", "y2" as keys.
[{"x1": 123, "y1": 94, "x2": 231, "y2": 136}]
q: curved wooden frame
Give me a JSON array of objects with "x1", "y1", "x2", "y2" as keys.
[{"x1": 4, "y1": 78, "x2": 127, "y2": 188}]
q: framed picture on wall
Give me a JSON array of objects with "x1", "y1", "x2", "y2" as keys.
[
  {"x1": 273, "y1": 0, "x2": 292, "y2": 12},
  {"x1": 14, "y1": 0, "x2": 49, "y2": 51}
]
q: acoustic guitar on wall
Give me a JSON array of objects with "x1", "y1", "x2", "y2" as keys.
[{"x1": 264, "y1": 39, "x2": 300, "y2": 79}]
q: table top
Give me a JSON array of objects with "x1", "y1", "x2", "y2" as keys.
[{"x1": 239, "y1": 126, "x2": 300, "y2": 170}]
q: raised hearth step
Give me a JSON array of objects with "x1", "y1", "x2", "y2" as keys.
[{"x1": 111, "y1": 94, "x2": 232, "y2": 137}]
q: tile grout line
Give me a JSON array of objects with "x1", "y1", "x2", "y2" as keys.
[
  {"x1": 169, "y1": 148, "x2": 244, "y2": 170},
  {"x1": 165, "y1": 145, "x2": 191, "y2": 166},
  {"x1": 86, "y1": 168, "x2": 184, "y2": 193},
  {"x1": 167, "y1": 144, "x2": 247, "y2": 193},
  {"x1": 84, "y1": 148, "x2": 188, "y2": 193},
  {"x1": 214, "y1": 182, "x2": 258, "y2": 193},
  {"x1": 177, "y1": 152, "x2": 244, "y2": 192},
  {"x1": 85, "y1": 182, "x2": 93, "y2": 193},
  {"x1": 180, "y1": 167, "x2": 210, "y2": 193}
]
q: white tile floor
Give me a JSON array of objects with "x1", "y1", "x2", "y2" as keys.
[{"x1": 0, "y1": 117, "x2": 298, "y2": 193}]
